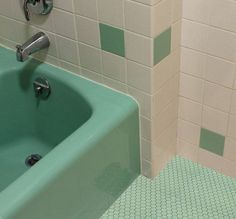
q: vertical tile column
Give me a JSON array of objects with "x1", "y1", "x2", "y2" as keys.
[
  {"x1": 125, "y1": 0, "x2": 182, "y2": 177},
  {"x1": 178, "y1": 0, "x2": 236, "y2": 179},
  {"x1": 150, "y1": 0, "x2": 182, "y2": 176}
]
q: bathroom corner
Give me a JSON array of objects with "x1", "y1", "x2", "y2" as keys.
[{"x1": 1, "y1": 0, "x2": 236, "y2": 218}]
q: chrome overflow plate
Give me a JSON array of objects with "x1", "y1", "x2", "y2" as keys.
[
  {"x1": 33, "y1": 77, "x2": 51, "y2": 99},
  {"x1": 25, "y1": 154, "x2": 42, "y2": 167}
]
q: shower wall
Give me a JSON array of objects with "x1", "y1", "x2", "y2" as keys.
[
  {"x1": 0, "y1": 0, "x2": 182, "y2": 178},
  {"x1": 178, "y1": 0, "x2": 236, "y2": 178}
]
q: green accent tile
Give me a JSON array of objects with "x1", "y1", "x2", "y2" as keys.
[
  {"x1": 199, "y1": 128, "x2": 225, "y2": 156},
  {"x1": 99, "y1": 23, "x2": 125, "y2": 57},
  {"x1": 153, "y1": 27, "x2": 171, "y2": 65}
]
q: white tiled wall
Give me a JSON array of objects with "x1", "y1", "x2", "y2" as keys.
[
  {"x1": 179, "y1": 0, "x2": 236, "y2": 179},
  {"x1": 0, "y1": 0, "x2": 182, "y2": 178}
]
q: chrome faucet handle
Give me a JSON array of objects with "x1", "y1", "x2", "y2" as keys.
[
  {"x1": 23, "y1": 0, "x2": 53, "y2": 21},
  {"x1": 23, "y1": 0, "x2": 34, "y2": 21}
]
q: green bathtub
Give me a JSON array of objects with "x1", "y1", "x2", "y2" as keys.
[{"x1": 0, "y1": 46, "x2": 140, "y2": 219}]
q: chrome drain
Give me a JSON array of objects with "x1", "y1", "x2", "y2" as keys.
[{"x1": 25, "y1": 154, "x2": 42, "y2": 167}]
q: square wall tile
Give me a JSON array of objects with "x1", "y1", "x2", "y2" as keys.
[
  {"x1": 202, "y1": 106, "x2": 228, "y2": 136},
  {"x1": 179, "y1": 73, "x2": 204, "y2": 103},
  {"x1": 54, "y1": 0, "x2": 74, "y2": 12},
  {"x1": 206, "y1": 26, "x2": 236, "y2": 62},
  {"x1": 102, "y1": 51, "x2": 126, "y2": 82},
  {"x1": 153, "y1": 50, "x2": 180, "y2": 92},
  {"x1": 15, "y1": 24, "x2": 37, "y2": 47},
  {"x1": 178, "y1": 119, "x2": 200, "y2": 146},
  {"x1": 181, "y1": 20, "x2": 208, "y2": 52},
  {"x1": 0, "y1": 16, "x2": 18, "y2": 42},
  {"x1": 153, "y1": 0, "x2": 172, "y2": 37},
  {"x1": 78, "y1": 43, "x2": 102, "y2": 73},
  {"x1": 153, "y1": 98, "x2": 178, "y2": 139},
  {"x1": 99, "y1": 23, "x2": 125, "y2": 57},
  {"x1": 97, "y1": 0, "x2": 124, "y2": 28},
  {"x1": 124, "y1": 0, "x2": 152, "y2": 37},
  {"x1": 203, "y1": 82, "x2": 232, "y2": 113},
  {"x1": 209, "y1": 0, "x2": 236, "y2": 33},
  {"x1": 182, "y1": 0, "x2": 210, "y2": 24},
  {"x1": 56, "y1": 36, "x2": 79, "y2": 65},
  {"x1": 29, "y1": 12, "x2": 54, "y2": 32},
  {"x1": 153, "y1": 74, "x2": 179, "y2": 116},
  {"x1": 197, "y1": 148, "x2": 222, "y2": 172},
  {"x1": 178, "y1": 97, "x2": 202, "y2": 125},
  {"x1": 53, "y1": 9, "x2": 76, "y2": 39},
  {"x1": 125, "y1": 31, "x2": 153, "y2": 66},
  {"x1": 11, "y1": 0, "x2": 26, "y2": 22},
  {"x1": 199, "y1": 128, "x2": 225, "y2": 156},
  {"x1": 74, "y1": 0, "x2": 98, "y2": 19},
  {"x1": 177, "y1": 139, "x2": 198, "y2": 162},
  {"x1": 153, "y1": 27, "x2": 171, "y2": 65},
  {"x1": 127, "y1": 60, "x2": 152, "y2": 93},
  {"x1": 76, "y1": 16, "x2": 100, "y2": 48},
  {"x1": 152, "y1": 121, "x2": 177, "y2": 155},
  {"x1": 152, "y1": 142, "x2": 176, "y2": 176},
  {"x1": 205, "y1": 55, "x2": 235, "y2": 88},
  {"x1": 0, "y1": 0, "x2": 14, "y2": 18},
  {"x1": 181, "y1": 47, "x2": 206, "y2": 78}
]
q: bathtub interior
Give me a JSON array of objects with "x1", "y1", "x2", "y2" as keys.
[{"x1": 0, "y1": 63, "x2": 92, "y2": 192}]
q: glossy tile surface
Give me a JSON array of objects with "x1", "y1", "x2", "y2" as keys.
[
  {"x1": 154, "y1": 27, "x2": 171, "y2": 65},
  {"x1": 199, "y1": 128, "x2": 225, "y2": 156},
  {"x1": 100, "y1": 23, "x2": 125, "y2": 57}
]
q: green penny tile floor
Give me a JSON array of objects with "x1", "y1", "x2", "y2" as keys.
[{"x1": 101, "y1": 156, "x2": 236, "y2": 218}]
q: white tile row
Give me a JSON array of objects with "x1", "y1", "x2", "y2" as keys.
[
  {"x1": 183, "y1": 0, "x2": 236, "y2": 34},
  {"x1": 182, "y1": 19, "x2": 236, "y2": 63}
]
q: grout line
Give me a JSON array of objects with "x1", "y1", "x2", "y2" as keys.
[
  {"x1": 182, "y1": 17, "x2": 236, "y2": 36},
  {"x1": 181, "y1": 46, "x2": 236, "y2": 65},
  {"x1": 180, "y1": 70, "x2": 236, "y2": 91}
]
